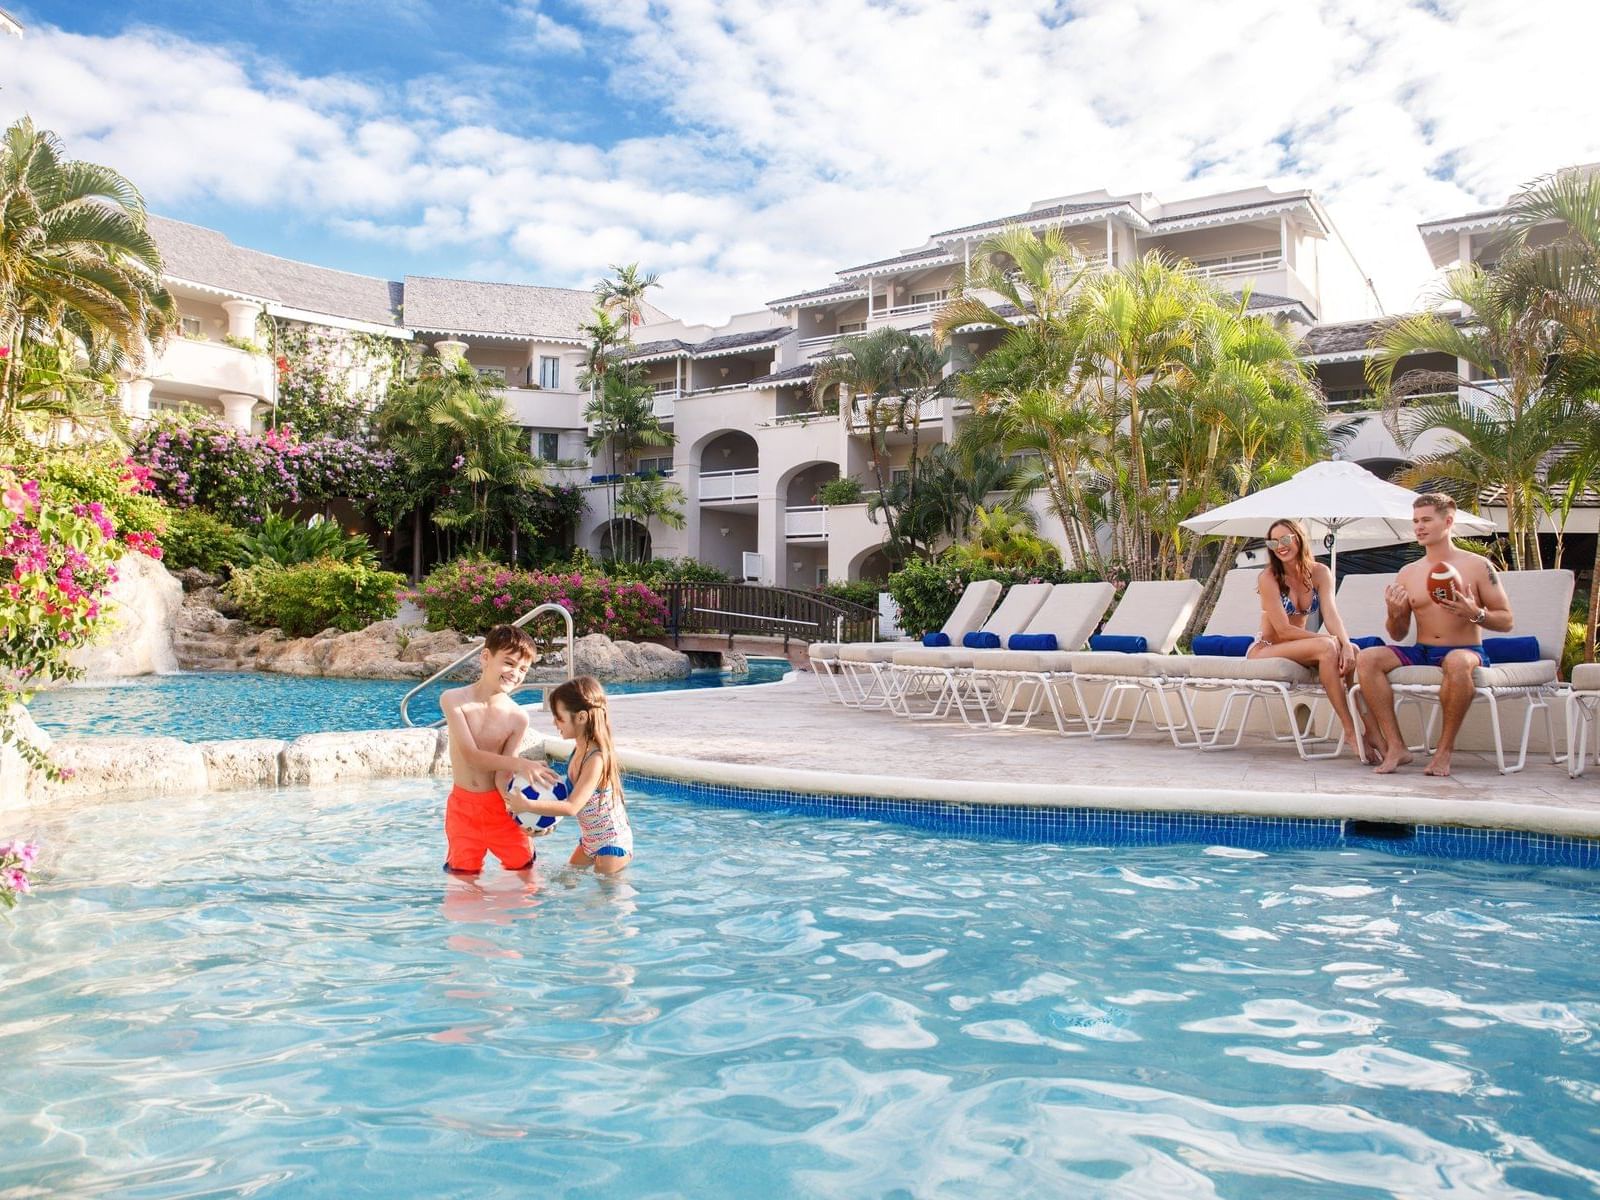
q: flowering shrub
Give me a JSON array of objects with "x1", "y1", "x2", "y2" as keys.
[
  {"x1": 1, "y1": 465, "x2": 128, "y2": 778},
  {"x1": 226, "y1": 559, "x2": 404, "y2": 637},
  {"x1": 0, "y1": 839, "x2": 38, "y2": 911},
  {"x1": 29, "y1": 445, "x2": 168, "y2": 561},
  {"x1": 415, "y1": 557, "x2": 668, "y2": 640},
  {"x1": 160, "y1": 507, "x2": 246, "y2": 574},
  {"x1": 269, "y1": 319, "x2": 418, "y2": 441},
  {"x1": 130, "y1": 416, "x2": 397, "y2": 523}
]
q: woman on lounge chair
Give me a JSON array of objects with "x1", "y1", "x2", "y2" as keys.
[{"x1": 1247, "y1": 518, "x2": 1362, "y2": 752}]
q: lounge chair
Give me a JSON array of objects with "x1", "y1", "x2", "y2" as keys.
[
  {"x1": 1350, "y1": 568, "x2": 1574, "y2": 775},
  {"x1": 883, "y1": 582, "x2": 1054, "y2": 718},
  {"x1": 1174, "y1": 569, "x2": 1394, "y2": 760},
  {"x1": 809, "y1": 578, "x2": 1003, "y2": 709},
  {"x1": 957, "y1": 581, "x2": 1118, "y2": 731},
  {"x1": 1061, "y1": 580, "x2": 1205, "y2": 742},
  {"x1": 1567, "y1": 662, "x2": 1600, "y2": 779}
]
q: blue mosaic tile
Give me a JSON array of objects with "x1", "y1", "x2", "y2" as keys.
[{"x1": 626, "y1": 771, "x2": 1600, "y2": 871}]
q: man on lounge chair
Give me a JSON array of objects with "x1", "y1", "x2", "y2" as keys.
[{"x1": 1355, "y1": 493, "x2": 1514, "y2": 777}]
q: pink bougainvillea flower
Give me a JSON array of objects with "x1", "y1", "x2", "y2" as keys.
[
  {"x1": 2, "y1": 482, "x2": 29, "y2": 515},
  {"x1": 0, "y1": 345, "x2": 10, "y2": 358}
]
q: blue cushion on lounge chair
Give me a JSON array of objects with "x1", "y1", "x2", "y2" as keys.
[
  {"x1": 1191, "y1": 634, "x2": 1254, "y2": 658},
  {"x1": 1483, "y1": 635, "x2": 1540, "y2": 664},
  {"x1": 963, "y1": 630, "x2": 1002, "y2": 649},
  {"x1": 922, "y1": 631, "x2": 950, "y2": 647},
  {"x1": 1088, "y1": 634, "x2": 1148, "y2": 654},
  {"x1": 1351, "y1": 636, "x2": 1385, "y2": 650},
  {"x1": 1007, "y1": 632, "x2": 1059, "y2": 651}
]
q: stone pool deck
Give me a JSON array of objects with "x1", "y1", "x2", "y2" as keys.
[{"x1": 551, "y1": 672, "x2": 1600, "y2": 837}]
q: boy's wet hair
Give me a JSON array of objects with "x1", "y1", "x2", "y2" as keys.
[{"x1": 483, "y1": 624, "x2": 537, "y2": 661}]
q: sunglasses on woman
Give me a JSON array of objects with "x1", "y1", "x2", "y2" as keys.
[{"x1": 1270, "y1": 534, "x2": 1299, "y2": 550}]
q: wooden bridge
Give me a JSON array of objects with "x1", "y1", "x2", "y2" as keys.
[{"x1": 653, "y1": 583, "x2": 880, "y2": 669}]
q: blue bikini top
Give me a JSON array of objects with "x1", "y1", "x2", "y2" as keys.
[{"x1": 1280, "y1": 586, "x2": 1320, "y2": 619}]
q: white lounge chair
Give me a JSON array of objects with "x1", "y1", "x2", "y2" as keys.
[
  {"x1": 884, "y1": 582, "x2": 1054, "y2": 718},
  {"x1": 1567, "y1": 662, "x2": 1600, "y2": 779},
  {"x1": 957, "y1": 581, "x2": 1117, "y2": 731},
  {"x1": 1171, "y1": 569, "x2": 1407, "y2": 760},
  {"x1": 809, "y1": 578, "x2": 1003, "y2": 709},
  {"x1": 1350, "y1": 568, "x2": 1574, "y2": 775},
  {"x1": 1062, "y1": 580, "x2": 1205, "y2": 742}
]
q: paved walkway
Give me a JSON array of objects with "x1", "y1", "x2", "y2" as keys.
[{"x1": 531, "y1": 672, "x2": 1600, "y2": 819}]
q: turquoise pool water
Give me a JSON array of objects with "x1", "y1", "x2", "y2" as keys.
[
  {"x1": 2, "y1": 777, "x2": 1597, "y2": 1197},
  {"x1": 26, "y1": 660, "x2": 790, "y2": 741}
]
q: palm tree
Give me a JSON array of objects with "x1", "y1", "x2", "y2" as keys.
[
  {"x1": 811, "y1": 326, "x2": 951, "y2": 565},
  {"x1": 584, "y1": 362, "x2": 675, "y2": 542},
  {"x1": 595, "y1": 263, "x2": 661, "y2": 329},
  {"x1": 615, "y1": 476, "x2": 687, "y2": 564},
  {"x1": 0, "y1": 117, "x2": 176, "y2": 445},
  {"x1": 1368, "y1": 265, "x2": 1571, "y2": 570},
  {"x1": 578, "y1": 305, "x2": 625, "y2": 390}
]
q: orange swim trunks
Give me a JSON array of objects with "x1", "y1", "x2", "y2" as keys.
[{"x1": 444, "y1": 784, "x2": 535, "y2": 874}]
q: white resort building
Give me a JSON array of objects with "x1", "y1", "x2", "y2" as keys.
[{"x1": 131, "y1": 178, "x2": 1581, "y2": 582}]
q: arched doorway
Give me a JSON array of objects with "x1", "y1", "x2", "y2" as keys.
[{"x1": 598, "y1": 518, "x2": 651, "y2": 563}]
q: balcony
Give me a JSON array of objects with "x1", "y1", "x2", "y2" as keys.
[
  {"x1": 150, "y1": 337, "x2": 272, "y2": 398},
  {"x1": 1190, "y1": 249, "x2": 1283, "y2": 280},
  {"x1": 651, "y1": 391, "x2": 676, "y2": 419},
  {"x1": 847, "y1": 395, "x2": 944, "y2": 430},
  {"x1": 784, "y1": 505, "x2": 827, "y2": 539},
  {"x1": 699, "y1": 468, "x2": 759, "y2": 502}
]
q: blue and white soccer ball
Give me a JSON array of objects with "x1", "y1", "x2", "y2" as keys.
[{"x1": 508, "y1": 777, "x2": 567, "y2": 835}]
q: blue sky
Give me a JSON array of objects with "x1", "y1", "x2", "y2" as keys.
[{"x1": 5, "y1": 0, "x2": 1600, "y2": 323}]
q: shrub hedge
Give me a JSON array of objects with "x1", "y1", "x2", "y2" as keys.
[
  {"x1": 886, "y1": 557, "x2": 1101, "y2": 638},
  {"x1": 160, "y1": 508, "x2": 246, "y2": 574},
  {"x1": 415, "y1": 557, "x2": 669, "y2": 639},
  {"x1": 227, "y1": 559, "x2": 404, "y2": 637}
]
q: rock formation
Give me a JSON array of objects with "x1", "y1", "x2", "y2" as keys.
[{"x1": 67, "y1": 553, "x2": 183, "y2": 678}]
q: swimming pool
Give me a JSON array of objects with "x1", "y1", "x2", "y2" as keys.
[
  {"x1": 3, "y1": 776, "x2": 1596, "y2": 1197},
  {"x1": 25, "y1": 660, "x2": 791, "y2": 741}
]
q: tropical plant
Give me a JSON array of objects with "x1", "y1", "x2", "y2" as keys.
[
  {"x1": 1369, "y1": 264, "x2": 1571, "y2": 571},
  {"x1": 942, "y1": 504, "x2": 1061, "y2": 572},
  {"x1": 614, "y1": 475, "x2": 687, "y2": 564},
  {"x1": 583, "y1": 361, "x2": 675, "y2": 541},
  {"x1": 0, "y1": 117, "x2": 177, "y2": 447},
  {"x1": 414, "y1": 557, "x2": 669, "y2": 639},
  {"x1": 226, "y1": 558, "x2": 403, "y2": 637},
  {"x1": 885, "y1": 555, "x2": 1098, "y2": 638},
  {"x1": 236, "y1": 514, "x2": 377, "y2": 568},
  {"x1": 811, "y1": 326, "x2": 952, "y2": 564},
  {"x1": 895, "y1": 440, "x2": 1041, "y2": 554},
  {"x1": 159, "y1": 507, "x2": 246, "y2": 574},
  {"x1": 0, "y1": 838, "x2": 38, "y2": 911},
  {"x1": 594, "y1": 262, "x2": 661, "y2": 329},
  {"x1": 816, "y1": 477, "x2": 863, "y2": 506}
]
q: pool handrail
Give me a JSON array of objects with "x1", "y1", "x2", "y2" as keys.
[{"x1": 399, "y1": 602, "x2": 576, "y2": 728}]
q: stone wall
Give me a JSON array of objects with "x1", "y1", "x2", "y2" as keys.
[{"x1": 66, "y1": 553, "x2": 183, "y2": 678}]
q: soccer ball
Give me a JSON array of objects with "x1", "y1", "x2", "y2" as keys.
[{"x1": 508, "y1": 777, "x2": 567, "y2": 835}]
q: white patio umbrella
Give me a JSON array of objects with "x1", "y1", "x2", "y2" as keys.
[{"x1": 1179, "y1": 460, "x2": 1495, "y2": 575}]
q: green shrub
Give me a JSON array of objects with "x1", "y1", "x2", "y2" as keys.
[
  {"x1": 416, "y1": 557, "x2": 668, "y2": 639},
  {"x1": 819, "y1": 580, "x2": 880, "y2": 609},
  {"x1": 817, "y1": 478, "x2": 863, "y2": 506},
  {"x1": 228, "y1": 559, "x2": 403, "y2": 637},
  {"x1": 237, "y1": 514, "x2": 377, "y2": 568},
  {"x1": 27, "y1": 444, "x2": 168, "y2": 556},
  {"x1": 161, "y1": 507, "x2": 246, "y2": 573},
  {"x1": 886, "y1": 557, "x2": 1100, "y2": 637},
  {"x1": 548, "y1": 553, "x2": 729, "y2": 585},
  {"x1": 1564, "y1": 618, "x2": 1585, "y2": 681}
]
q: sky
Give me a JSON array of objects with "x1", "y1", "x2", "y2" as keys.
[{"x1": 3, "y1": 0, "x2": 1599, "y2": 326}]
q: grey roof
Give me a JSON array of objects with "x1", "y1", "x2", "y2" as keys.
[
  {"x1": 623, "y1": 338, "x2": 690, "y2": 361},
  {"x1": 403, "y1": 275, "x2": 605, "y2": 340},
  {"x1": 149, "y1": 214, "x2": 402, "y2": 327},
  {"x1": 933, "y1": 200, "x2": 1122, "y2": 239},
  {"x1": 767, "y1": 280, "x2": 865, "y2": 306},
  {"x1": 839, "y1": 247, "x2": 956, "y2": 275},
  {"x1": 1418, "y1": 206, "x2": 1507, "y2": 230},
  {"x1": 1296, "y1": 317, "x2": 1397, "y2": 357},
  {"x1": 694, "y1": 326, "x2": 792, "y2": 355},
  {"x1": 1152, "y1": 194, "x2": 1313, "y2": 225},
  {"x1": 749, "y1": 364, "x2": 816, "y2": 387}
]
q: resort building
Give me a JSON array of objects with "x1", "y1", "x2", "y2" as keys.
[{"x1": 132, "y1": 175, "x2": 1583, "y2": 581}]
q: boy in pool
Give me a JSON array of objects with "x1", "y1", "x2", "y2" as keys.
[{"x1": 438, "y1": 624, "x2": 558, "y2": 874}]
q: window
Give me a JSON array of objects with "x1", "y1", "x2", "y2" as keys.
[
  {"x1": 815, "y1": 566, "x2": 829, "y2": 587},
  {"x1": 637, "y1": 455, "x2": 673, "y2": 477},
  {"x1": 476, "y1": 366, "x2": 506, "y2": 384},
  {"x1": 891, "y1": 468, "x2": 911, "y2": 487},
  {"x1": 180, "y1": 316, "x2": 202, "y2": 337},
  {"x1": 538, "y1": 356, "x2": 560, "y2": 390},
  {"x1": 909, "y1": 289, "x2": 949, "y2": 306},
  {"x1": 538, "y1": 432, "x2": 561, "y2": 462},
  {"x1": 838, "y1": 321, "x2": 866, "y2": 335}
]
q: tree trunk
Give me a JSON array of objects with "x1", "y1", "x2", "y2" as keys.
[
  {"x1": 1182, "y1": 536, "x2": 1242, "y2": 644},
  {"x1": 411, "y1": 509, "x2": 423, "y2": 581}
]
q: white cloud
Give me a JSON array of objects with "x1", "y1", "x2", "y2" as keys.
[{"x1": 3, "y1": 3, "x2": 1600, "y2": 324}]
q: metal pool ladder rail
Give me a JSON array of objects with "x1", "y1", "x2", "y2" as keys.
[{"x1": 399, "y1": 602, "x2": 576, "y2": 728}]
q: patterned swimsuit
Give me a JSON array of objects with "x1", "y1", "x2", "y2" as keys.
[{"x1": 572, "y1": 747, "x2": 633, "y2": 859}]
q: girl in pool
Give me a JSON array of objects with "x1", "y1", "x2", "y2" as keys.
[
  {"x1": 1247, "y1": 517, "x2": 1363, "y2": 754},
  {"x1": 506, "y1": 675, "x2": 633, "y2": 875}
]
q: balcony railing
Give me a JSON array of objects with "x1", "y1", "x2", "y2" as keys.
[
  {"x1": 699, "y1": 468, "x2": 759, "y2": 502},
  {"x1": 848, "y1": 396, "x2": 944, "y2": 429},
  {"x1": 651, "y1": 393, "x2": 676, "y2": 419},
  {"x1": 687, "y1": 381, "x2": 755, "y2": 396},
  {"x1": 784, "y1": 505, "x2": 827, "y2": 539},
  {"x1": 1190, "y1": 250, "x2": 1283, "y2": 279}
]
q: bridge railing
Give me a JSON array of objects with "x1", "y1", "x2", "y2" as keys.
[{"x1": 660, "y1": 582, "x2": 879, "y2": 648}]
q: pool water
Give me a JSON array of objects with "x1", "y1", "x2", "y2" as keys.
[
  {"x1": 3, "y1": 778, "x2": 1598, "y2": 1198},
  {"x1": 26, "y1": 660, "x2": 791, "y2": 741}
]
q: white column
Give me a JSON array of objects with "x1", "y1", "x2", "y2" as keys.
[
  {"x1": 1279, "y1": 216, "x2": 1290, "y2": 268},
  {"x1": 219, "y1": 393, "x2": 257, "y2": 431},
  {"x1": 755, "y1": 492, "x2": 782, "y2": 586},
  {"x1": 1458, "y1": 231, "x2": 1472, "y2": 269},
  {"x1": 436, "y1": 339, "x2": 468, "y2": 365},
  {"x1": 866, "y1": 284, "x2": 874, "y2": 320},
  {"x1": 1105, "y1": 218, "x2": 1114, "y2": 266},
  {"x1": 120, "y1": 377, "x2": 153, "y2": 420},
  {"x1": 221, "y1": 300, "x2": 262, "y2": 341}
]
